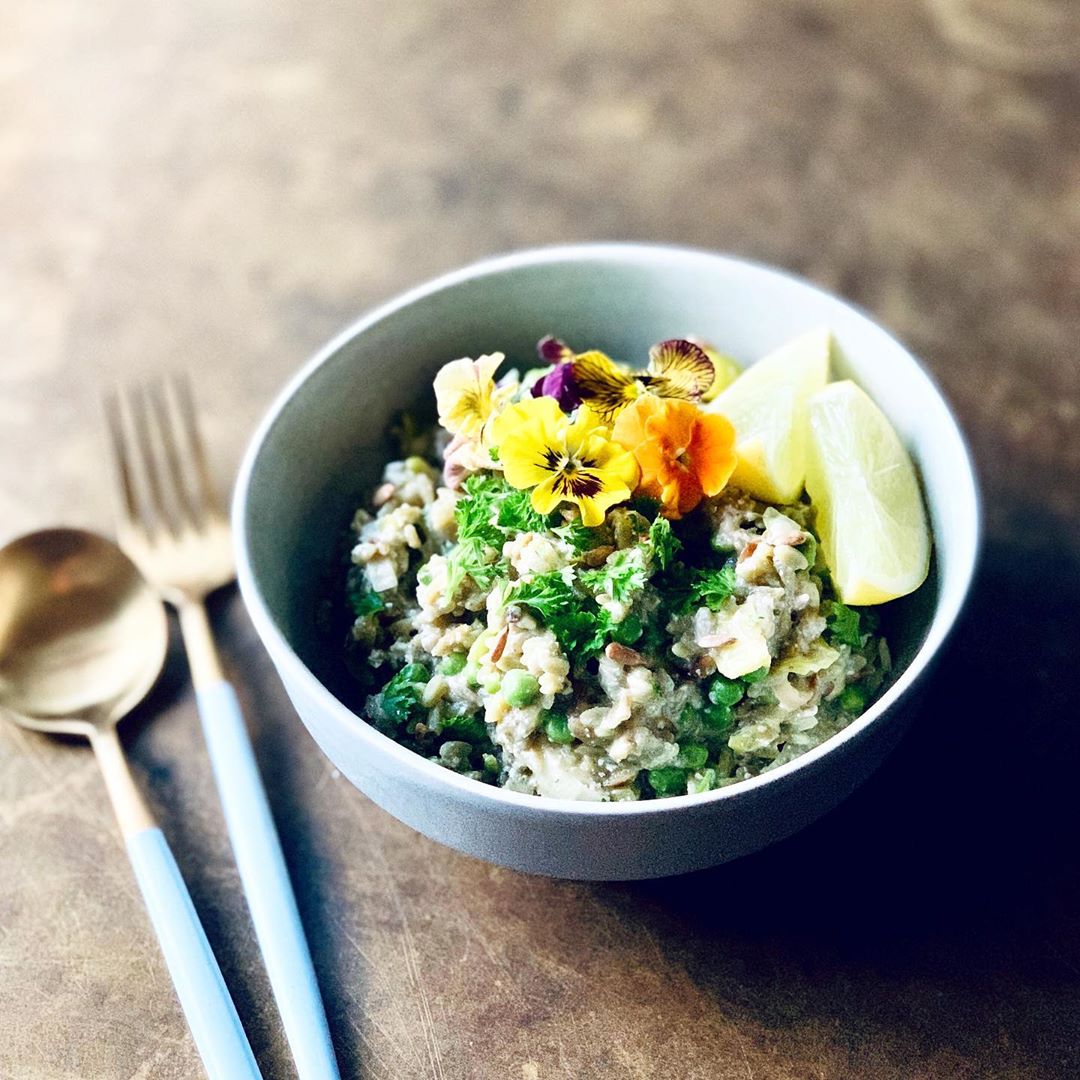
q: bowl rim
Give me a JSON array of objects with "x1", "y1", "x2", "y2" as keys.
[{"x1": 233, "y1": 241, "x2": 981, "y2": 818}]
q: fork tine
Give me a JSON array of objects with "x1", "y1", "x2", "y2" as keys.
[
  {"x1": 171, "y1": 372, "x2": 222, "y2": 516},
  {"x1": 127, "y1": 383, "x2": 179, "y2": 537},
  {"x1": 147, "y1": 379, "x2": 199, "y2": 529},
  {"x1": 103, "y1": 388, "x2": 144, "y2": 533}
]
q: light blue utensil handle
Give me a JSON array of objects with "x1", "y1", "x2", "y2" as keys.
[
  {"x1": 126, "y1": 826, "x2": 262, "y2": 1080},
  {"x1": 196, "y1": 679, "x2": 341, "y2": 1080}
]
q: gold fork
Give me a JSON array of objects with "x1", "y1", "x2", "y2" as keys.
[{"x1": 105, "y1": 376, "x2": 341, "y2": 1080}]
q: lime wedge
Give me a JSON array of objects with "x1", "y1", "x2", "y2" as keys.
[
  {"x1": 699, "y1": 346, "x2": 742, "y2": 401},
  {"x1": 805, "y1": 380, "x2": 931, "y2": 605},
  {"x1": 707, "y1": 328, "x2": 831, "y2": 503}
]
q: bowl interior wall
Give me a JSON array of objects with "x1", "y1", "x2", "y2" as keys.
[{"x1": 244, "y1": 254, "x2": 960, "y2": 714}]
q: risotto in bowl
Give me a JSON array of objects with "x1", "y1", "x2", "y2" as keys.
[{"x1": 234, "y1": 244, "x2": 978, "y2": 879}]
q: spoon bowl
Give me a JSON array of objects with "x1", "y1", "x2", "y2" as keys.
[{"x1": 0, "y1": 528, "x2": 167, "y2": 734}]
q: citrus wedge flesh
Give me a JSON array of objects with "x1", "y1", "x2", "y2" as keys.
[
  {"x1": 805, "y1": 380, "x2": 931, "y2": 605},
  {"x1": 699, "y1": 346, "x2": 742, "y2": 401},
  {"x1": 707, "y1": 328, "x2": 831, "y2": 503}
]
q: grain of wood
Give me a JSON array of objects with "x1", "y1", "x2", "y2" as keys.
[{"x1": 1, "y1": 1, "x2": 1079, "y2": 1077}]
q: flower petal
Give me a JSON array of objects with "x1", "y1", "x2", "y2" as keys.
[
  {"x1": 530, "y1": 361, "x2": 582, "y2": 412},
  {"x1": 574, "y1": 494, "x2": 609, "y2": 528},
  {"x1": 572, "y1": 351, "x2": 640, "y2": 423},
  {"x1": 487, "y1": 391, "x2": 638, "y2": 527},
  {"x1": 502, "y1": 450, "x2": 558, "y2": 491},
  {"x1": 474, "y1": 352, "x2": 505, "y2": 384},
  {"x1": 537, "y1": 336, "x2": 574, "y2": 363},
  {"x1": 530, "y1": 474, "x2": 566, "y2": 515},
  {"x1": 643, "y1": 397, "x2": 694, "y2": 449},
  {"x1": 492, "y1": 398, "x2": 568, "y2": 491},
  {"x1": 689, "y1": 412, "x2": 737, "y2": 496},
  {"x1": 611, "y1": 396, "x2": 728, "y2": 518},
  {"x1": 644, "y1": 339, "x2": 714, "y2": 400},
  {"x1": 489, "y1": 396, "x2": 563, "y2": 448},
  {"x1": 687, "y1": 339, "x2": 741, "y2": 401},
  {"x1": 433, "y1": 353, "x2": 505, "y2": 439}
]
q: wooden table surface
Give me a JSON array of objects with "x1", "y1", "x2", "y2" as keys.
[{"x1": 3, "y1": 1, "x2": 1079, "y2": 1077}]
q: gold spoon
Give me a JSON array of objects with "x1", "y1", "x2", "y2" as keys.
[{"x1": 0, "y1": 528, "x2": 261, "y2": 1079}]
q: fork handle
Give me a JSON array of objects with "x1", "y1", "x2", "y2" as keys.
[{"x1": 196, "y1": 679, "x2": 341, "y2": 1080}]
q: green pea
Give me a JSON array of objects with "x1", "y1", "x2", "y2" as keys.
[
  {"x1": 542, "y1": 710, "x2": 574, "y2": 745},
  {"x1": 742, "y1": 665, "x2": 769, "y2": 684},
  {"x1": 675, "y1": 743, "x2": 709, "y2": 769},
  {"x1": 502, "y1": 669, "x2": 540, "y2": 707},
  {"x1": 708, "y1": 675, "x2": 744, "y2": 707},
  {"x1": 482, "y1": 753, "x2": 501, "y2": 775},
  {"x1": 610, "y1": 614, "x2": 643, "y2": 646},
  {"x1": 439, "y1": 652, "x2": 467, "y2": 676},
  {"x1": 405, "y1": 455, "x2": 429, "y2": 472},
  {"x1": 647, "y1": 767, "x2": 689, "y2": 798},
  {"x1": 702, "y1": 702, "x2": 732, "y2": 732},
  {"x1": 839, "y1": 685, "x2": 869, "y2": 713},
  {"x1": 483, "y1": 674, "x2": 503, "y2": 695}
]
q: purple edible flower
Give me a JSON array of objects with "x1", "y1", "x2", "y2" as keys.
[
  {"x1": 537, "y1": 335, "x2": 573, "y2": 363},
  {"x1": 532, "y1": 336, "x2": 582, "y2": 411},
  {"x1": 531, "y1": 361, "x2": 582, "y2": 412}
]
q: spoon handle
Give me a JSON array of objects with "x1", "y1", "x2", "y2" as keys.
[
  {"x1": 91, "y1": 728, "x2": 262, "y2": 1080},
  {"x1": 126, "y1": 828, "x2": 264, "y2": 1080}
]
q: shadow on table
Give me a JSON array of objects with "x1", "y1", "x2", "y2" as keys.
[
  {"x1": 594, "y1": 532, "x2": 1080, "y2": 1070},
  {"x1": 142, "y1": 525, "x2": 1079, "y2": 1078}
]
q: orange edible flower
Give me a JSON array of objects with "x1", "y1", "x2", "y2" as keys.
[{"x1": 612, "y1": 397, "x2": 737, "y2": 519}]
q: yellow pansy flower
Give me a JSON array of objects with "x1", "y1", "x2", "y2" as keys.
[
  {"x1": 433, "y1": 353, "x2": 514, "y2": 441},
  {"x1": 567, "y1": 339, "x2": 715, "y2": 423},
  {"x1": 489, "y1": 397, "x2": 640, "y2": 527}
]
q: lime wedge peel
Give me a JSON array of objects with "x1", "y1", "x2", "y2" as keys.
[{"x1": 805, "y1": 380, "x2": 931, "y2": 605}]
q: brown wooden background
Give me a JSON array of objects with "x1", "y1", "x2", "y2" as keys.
[{"x1": 2, "y1": 1, "x2": 1079, "y2": 1077}]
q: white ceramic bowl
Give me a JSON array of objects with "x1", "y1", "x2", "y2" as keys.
[{"x1": 233, "y1": 243, "x2": 979, "y2": 880}]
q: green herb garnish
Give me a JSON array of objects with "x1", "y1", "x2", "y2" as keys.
[
  {"x1": 346, "y1": 566, "x2": 386, "y2": 618},
  {"x1": 496, "y1": 485, "x2": 551, "y2": 533},
  {"x1": 646, "y1": 517, "x2": 681, "y2": 570},
  {"x1": 580, "y1": 548, "x2": 649, "y2": 604},
  {"x1": 376, "y1": 662, "x2": 429, "y2": 728},
  {"x1": 824, "y1": 600, "x2": 863, "y2": 649},
  {"x1": 508, "y1": 572, "x2": 602, "y2": 657},
  {"x1": 445, "y1": 474, "x2": 507, "y2": 594},
  {"x1": 665, "y1": 561, "x2": 738, "y2": 615},
  {"x1": 557, "y1": 519, "x2": 605, "y2": 554}
]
